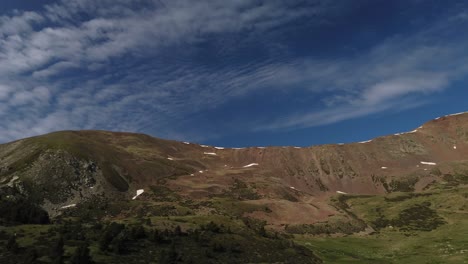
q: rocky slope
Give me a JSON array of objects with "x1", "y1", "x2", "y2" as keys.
[{"x1": 0, "y1": 112, "x2": 467, "y2": 225}]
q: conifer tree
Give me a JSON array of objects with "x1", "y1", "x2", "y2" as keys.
[{"x1": 70, "y1": 243, "x2": 93, "y2": 264}]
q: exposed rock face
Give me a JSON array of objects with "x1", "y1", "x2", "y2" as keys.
[{"x1": 0, "y1": 112, "x2": 467, "y2": 223}]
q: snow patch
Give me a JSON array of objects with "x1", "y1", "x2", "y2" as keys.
[
  {"x1": 204, "y1": 152, "x2": 217, "y2": 156},
  {"x1": 420, "y1": 161, "x2": 437, "y2": 166},
  {"x1": 183, "y1": 142, "x2": 190, "y2": 145},
  {"x1": 381, "y1": 167, "x2": 388, "y2": 169},
  {"x1": 290, "y1": 186, "x2": 296, "y2": 190},
  {"x1": 6, "y1": 176, "x2": 19, "y2": 187},
  {"x1": 214, "y1": 147, "x2": 225, "y2": 150},
  {"x1": 200, "y1": 145, "x2": 209, "y2": 148},
  {"x1": 257, "y1": 147, "x2": 266, "y2": 149},
  {"x1": 132, "y1": 189, "x2": 144, "y2": 200},
  {"x1": 232, "y1": 147, "x2": 244, "y2": 150},
  {"x1": 453, "y1": 145, "x2": 457, "y2": 150},
  {"x1": 294, "y1": 147, "x2": 301, "y2": 149},
  {"x1": 359, "y1": 140, "x2": 372, "y2": 144},
  {"x1": 336, "y1": 191, "x2": 347, "y2": 194},
  {"x1": 199, "y1": 170, "x2": 204, "y2": 173},
  {"x1": 395, "y1": 129, "x2": 419, "y2": 135},
  {"x1": 434, "y1": 111, "x2": 468, "y2": 120},
  {"x1": 167, "y1": 157, "x2": 174, "y2": 160},
  {"x1": 447, "y1": 111, "x2": 467, "y2": 117},
  {"x1": 243, "y1": 163, "x2": 259, "y2": 168},
  {"x1": 61, "y1": 204, "x2": 76, "y2": 209},
  {"x1": 190, "y1": 174, "x2": 194, "y2": 176}
]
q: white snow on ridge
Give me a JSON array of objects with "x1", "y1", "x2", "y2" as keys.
[
  {"x1": 447, "y1": 111, "x2": 468, "y2": 117},
  {"x1": 232, "y1": 147, "x2": 244, "y2": 150},
  {"x1": 243, "y1": 163, "x2": 259, "y2": 168},
  {"x1": 336, "y1": 191, "x2": 347, "y2": 194},
  {"x1": 132, "y1": 189, "x2": 144, "y2": 200},
  {"x1": 420, "y1": 161, "x2": 437, "y2": 166},
  {"x1": 61, "y1": 204, "x2": 76, "y2": 209},
  {"x1": 214, "y1": 147, "x2": 225, "y2": 150},
  {"x1": 204, "y1": 152, "x2": 217, "y2": 156},
  {"x1": 294, "y1": 147, "x2": 301, "y2": 149},
  {"x1": 183, "y1": 142, "x2": 190, "y2": 145},
  {"x1": 395, "y1": 129, "x2": 418, "y2": 136},
  {"x1": 433, "y1": 112, "x2": 467, "y2": 120},
  {"x1": 359, "y1": 140, "x2": 372, "y2": 144},
  {"x1": 200, "y1": 145, "x2": 209, "y2": 148}
]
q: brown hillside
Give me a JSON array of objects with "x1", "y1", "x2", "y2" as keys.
[{"x1": 0, "y1": 112, "x2": 467, "y2": 227}]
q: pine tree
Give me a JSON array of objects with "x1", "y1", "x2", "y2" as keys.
[
  {"x1": 6, "y1": 235, "x2": 19, "y2": 254},
  {"x1": 52, "y1": 256, "x2": 64, "y2": 264},
  {"x1": 159, "y1": 242, "x2": 180, "y2": 263},
  {"x1": 99, "y1": 222, "x2": 124, "y2": 251},
  {"x1": 131, "y1": 225, "x2": 146, "y2": 239},
  {"x1": 51, "y1": 236, "x2": 64, "y2": 263},
  {"x1": 70, "y1": 243, "x2": 93, "y2": 264},
  {"x1": 174, "y1": 225, "x2": 182, "y2": 236},
  {"x1": 23, "y1": 248, "x2": 38, "y2": 264}
]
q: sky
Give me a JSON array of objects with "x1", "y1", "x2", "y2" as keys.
[{"x1": 0, "y1": 0, "x2": 467, "y2": 147}]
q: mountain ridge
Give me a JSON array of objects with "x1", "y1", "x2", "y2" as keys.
[
  {"x1": 0, "y1": 111, "x2": 466, "y2": 221},
  {"x1": 1, "y1": 112, "x2": 467, "y2": 263}
]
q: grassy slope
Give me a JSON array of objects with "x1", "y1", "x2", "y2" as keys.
[
  {"x1": 0, "y1": 184, "x2": 322, "y2": 263},
  {"x1": 13, "y1": 131, "x2": 200, "y2": 192},
  {"x1": 295, "y1": 184, "x2": 468, "y2": 263}
]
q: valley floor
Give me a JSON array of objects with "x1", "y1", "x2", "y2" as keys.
[
  {"x1": 296, "y1": 184, "x2": 468, "y2": 263},
  {"x1": 0, "y1": 179, "x2": 467, "y2": 263}
]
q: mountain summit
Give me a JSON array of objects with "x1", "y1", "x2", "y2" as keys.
[{"x1": 0, "y1": 112, "x2": 467, "y2": 263}]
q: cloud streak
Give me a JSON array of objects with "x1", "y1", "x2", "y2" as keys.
[
  {"x1": 0, "y1": 0, "x2": 329, "y2": 142},
  {"x1": 0, "y1": 0, "x2": 467, "y2": 143}
]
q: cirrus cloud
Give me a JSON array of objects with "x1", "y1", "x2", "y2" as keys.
[{"x1": 0, "y1": 0, "x2": 467, "y2": 144}]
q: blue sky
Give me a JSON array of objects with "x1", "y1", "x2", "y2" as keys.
[{"x1": 0, "y1": 0, "x2": 467, "y2": 147}]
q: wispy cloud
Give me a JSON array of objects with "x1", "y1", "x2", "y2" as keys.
[
  {"x1": 0, "y1": 0, "x2": 467, "y2": 143},
  {"x1": 0, "y1": 0, "x2": 331, "y2": 142},
  {"x1": 254, "y1": 14, "x2": 468, "y2": 130}
]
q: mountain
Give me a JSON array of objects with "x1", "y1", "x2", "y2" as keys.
[{"x1": 0, "y1": 112, "x2": 467, "y2": 263}]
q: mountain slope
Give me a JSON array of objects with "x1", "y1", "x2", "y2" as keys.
[
  {"x1": 0, "y1": 112, "x2": 467, "y2": 263},
  {"x1": 0, "y1": 112, "x2": 467, "y2": 220}
]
